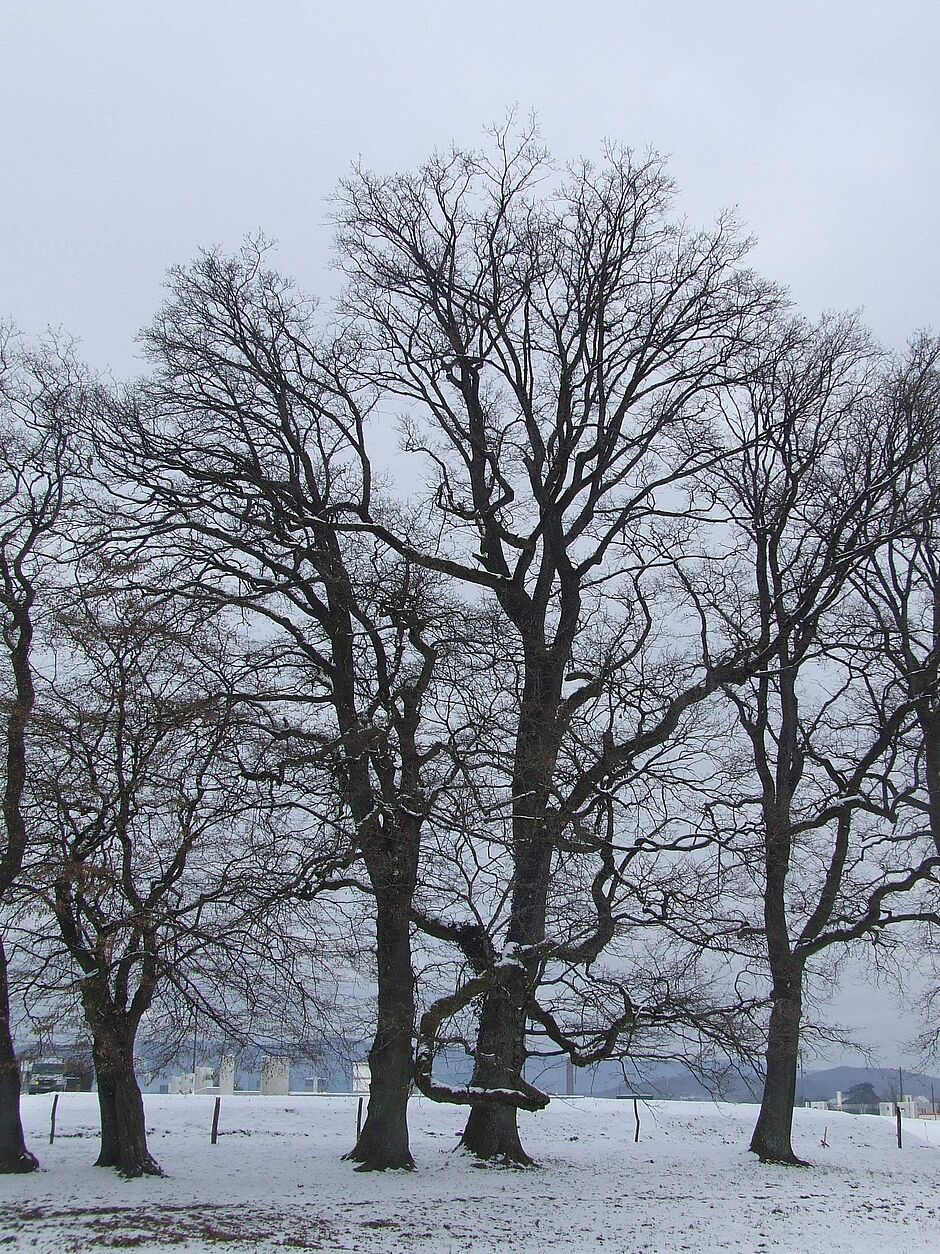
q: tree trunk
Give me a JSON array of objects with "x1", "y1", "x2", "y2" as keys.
[
  {"x1": 749, "y1": 979, "x2": 806, "y2": 1166},
  {"x1": 344, "y1": 875, "x2": 416, "y2": 1170},
  {"x1": 0, "y1": 590, "x2": 38, "y2": 1175},
  {"x1": 460, "y1": 828, "x2": 554, "y2": 1165},
  {"x1": 0, "y1": 936, "x2": 37, "y2": 1173},
  {"x1": 92, "y1": 1021, "x2": 161, "y2": 1177},
  {"x1": 459, "y1": 664, "x2": 560, "y2": 1165},
  {"x1": 460, "y1": 976, "x2": 532, "y2": 1165}
]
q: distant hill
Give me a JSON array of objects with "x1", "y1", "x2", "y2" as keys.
[
  {"x1": 50, "y1": 1027, "x2": 937, "y2": 1104},
  {"x1": 797, "y1": 1065, "x2": 940, "y2": 1104},
  {"x1": 599, "y1": 1067, "x2": 762, "y2": 1102},
  {"x1": 600, "y1": 1063, "x2": 940, "y2": 1106}
]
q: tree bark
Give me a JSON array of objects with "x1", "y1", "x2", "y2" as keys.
[
  {"x1": 748, "y1": 656, "x2": 807, "y2": 1168},
  {"x1": 459, "y1": 835, "x2": 554, "y2": 1164},
  {"x1": 91, "y1": 1018, "x2": 161, "y2": 1177},
  {"x1": 460, "y1": 976, "x2": 532, "y2": 1164},
  {"x1": 0, "y1": 936, "x2": 37, "y2": 1173},
  {"x1": 0, "y1": 585, "x2": 38, "y2": 1175},
  {"x1": 749, "y1": 977, "x2": 806, "y2": 1165},
  {"x1": 459, "y1": 659, "x2": 561, "y2": 1165},
  {"x1": 344, "y1": 866, "x2": 417, "y2": 1171}
]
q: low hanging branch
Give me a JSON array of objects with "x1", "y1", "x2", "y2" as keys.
[{"x1": 413, "y1": 963, "x2": 549, "y2": 1111}]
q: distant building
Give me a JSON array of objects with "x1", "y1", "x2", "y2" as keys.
[
  {"x1": 169, "y1": 1065, "x2": 216, "y2": 1095},
  {"x1": 878, "y1": 1096, "x2": 931, "y2": 1119}
]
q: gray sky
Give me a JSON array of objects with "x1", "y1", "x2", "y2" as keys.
[
  {"x1": 3, "y1": 0, "x2": 937, "y2": 376},
  {"x1": 2, "y1": 0, "x2": 938, "y2": 1066}
]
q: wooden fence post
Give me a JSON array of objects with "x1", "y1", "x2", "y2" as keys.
[
  {"x1": 49, "y1": 1093, "x2": 59, "y2": 1145},
  {"x1": 211, "y1": 1096, "x2": 221, "y2": 1145}
]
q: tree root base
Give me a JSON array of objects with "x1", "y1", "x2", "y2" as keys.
[
  {"x1": 343, "y1": 1147, "x2": 416, "y2": 1172},
  {"x1": 96, "y1": 1154, "x2": 164, "y2": 1178},
  {"x1": 0, "y1": 1148, "x2": 39, "y2": 1174},
  {"x1": 459, "y1": 1142, "x2": 538, "y2": 1169},
  {"x1": 750, "y1": 1148, "x2": 810, "y2": 1168},
  {"x1": 353, "y1": 1158, "x2": 416, "y2": 1172}
]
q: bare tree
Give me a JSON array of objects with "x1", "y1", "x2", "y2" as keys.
[
  {"x1": 335, "y1": 124, "x2": 781, "y2": 1161},
  {"x1": 28, "y1": 578, "x2": 327, "y2": 1177},
  {"x1": 849, "y1": 337, "x2": 940, "y2": 850},
  {"x1": 688, "y1": 320, "x2": 940, "y2": 1163},
  {"x1": 91, "y1": 248, "x2": 468, "y2": 1170},
  {"x1": 0, "y1": 327, "x2": 81, "y2": 1173},
  {"x1": 848, "y1": 337, "x2": 940, "y2": 1067}
]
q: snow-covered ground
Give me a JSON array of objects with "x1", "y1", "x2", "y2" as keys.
[{"x1": 2, "y1": 1092, "x2": 939, "y2": 1252}]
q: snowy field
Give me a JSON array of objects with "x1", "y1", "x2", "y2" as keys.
[{"x1": 2, "y1": 1093, "x2": 940, "y2": 1252}]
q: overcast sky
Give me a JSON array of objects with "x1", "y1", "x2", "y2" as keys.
[
  {"x1": 3, "y1": 0, "x2": 938, "y2": 376},
  {"x1": 3, "y1": 0, "x2": 938, "y2": 1068}
]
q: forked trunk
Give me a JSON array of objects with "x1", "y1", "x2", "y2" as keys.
[
  {"x1": 345, "y1": 878, "x2": 416, "y2": 1170},
  {"x1": 92, "y1": 1022, "x2": 161, "y2": 1177},
  {"x1": 750, "y1": 983, "x2": 806, "y2": 1166},
  {"x1": 0, "y1": 937, "x2": 37, "y2": 1173},
  {"x1": 460, "y1": 979, "x2": 531, "y2": 1164},
  {"x1": 460, "y1": 822, "x2": 554, "y2": 1166},
  {"x1": 461, "y1": 802, "x2": 556, "y2": 1163},
  {"x1": 458, "y1": 660, "x2": 562, "y2": 1165}
]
